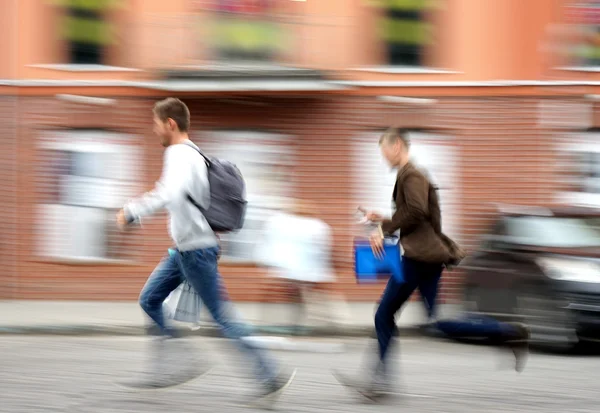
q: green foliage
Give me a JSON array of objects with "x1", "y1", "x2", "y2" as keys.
[
  {"x1": 380, "y1": 19, "x2": 432, "y2": 45},
  {"x1": 49, "y1": 0, "x2": 121, "y2": 11},
  {"x1": 50, "y1": 0, "x2": 122, "y2": 45},
  {"x1": 210, "y1": 18, "x2": 285, "y2": 54}
]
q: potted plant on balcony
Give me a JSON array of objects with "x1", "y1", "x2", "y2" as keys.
[
  {"x1": 49, "y1": 0, "x2": 122, "y2": 65},
  {"x1": 209, "y1": 0, "x2": 284, "y2": 62}
]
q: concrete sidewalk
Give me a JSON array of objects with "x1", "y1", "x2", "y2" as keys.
[
  {"x1": 4, "y1": 336, "x2": 594, "y2": 412},
  {"x1": 0, "y1": 300, "x2": 462, "y2": 336}
]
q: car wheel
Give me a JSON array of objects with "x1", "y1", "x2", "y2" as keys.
[{"x1": 516, "y1": 284, "x2": 578, "y2": 352}]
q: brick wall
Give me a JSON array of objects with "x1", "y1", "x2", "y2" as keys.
[
  {"x1": 0, "y1": 97, "x2": 18, "y2": 299},
  {"x1": 0, "y1": 93, "x2": 586, "y2": 302}
]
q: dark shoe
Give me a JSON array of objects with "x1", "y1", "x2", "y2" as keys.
[
  {"x1": 505, "y1": 322, "x2": 530, "y2": 373},
  {"x1": 332, "y1": 370, "x2": 391, "y2": 403},
  {"x1": 246, "y1": 368, "x2": 297, "y2": 408}
]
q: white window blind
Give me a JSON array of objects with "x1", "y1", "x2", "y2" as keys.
[
  {"x1": 198, "y1": 130, "x2": 294, "y2": 262},
  {"x1": 558, "y1": 133, "x2": 600, "y2": 207},
  {"x1": 35, "y1": 131, "x2": 141, "y2": 262},
  {"x1": 353, "y1": 131, "x2": 460, "y2": 238}
]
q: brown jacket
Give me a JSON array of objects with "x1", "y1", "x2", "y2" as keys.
[{"x1": 380, "y1": 162, "x2": 465, "y2": 265}]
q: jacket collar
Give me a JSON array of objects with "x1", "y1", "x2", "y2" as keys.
[{"x1": 397, "y1": 161, "x2": 414, "y2": 181}]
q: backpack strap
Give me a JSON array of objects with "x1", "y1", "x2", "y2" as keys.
[
  {"x1": 187, "y1": 193, "x2": 206, "y2": 213},
  {"x1": 181, "y1": 140, "x2": 211, "y2": 168},
  {"x1": 180, "y1": 141, "x2": 210, "y2": 212}
]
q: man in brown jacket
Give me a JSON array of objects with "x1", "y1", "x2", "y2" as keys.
[
  {"x1": 334, "y1": 128, "x2": 529, "y2": 402},
  {"x1": 335, "y1": 127, "x2": 462, "y2": 400}
]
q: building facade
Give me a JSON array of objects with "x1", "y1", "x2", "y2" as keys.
[{"x1": 1, "y1": 0, "x2": 600, "y2": 302}]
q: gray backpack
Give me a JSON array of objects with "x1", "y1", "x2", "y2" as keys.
[{"x1": 184, "y1": 142, "x2": 247, "y2": 233}]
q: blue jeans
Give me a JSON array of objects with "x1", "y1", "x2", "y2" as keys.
[
  {"x1": 436, "y1": 314, "x2": 519, "y2": 342},
  {"x1": 139, "y1": 247, "x2": 277, "y2": 382},
  {"x1": 374, "y1": 257, "x2": 443, "y2": 372}
]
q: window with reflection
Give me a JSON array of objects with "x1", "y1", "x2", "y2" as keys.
[
  {"x1": 565, "y1": 1, "x2": 600, "y2": 66},
  {"x1": 193, "y1": 130, "x2": 294, "y2": 262},
  {"x1": 557, "y1": 133, "x2": 600, "y2": 206},
  {"x1": 50, "y1": 0, "x2": 123, "y2": 65},
  {"x1": 35, "y1": 130, "x2": 141, "y2": 262},
  {"x1": 366, "y1": 0, "x2": 442, "y2": 67},
  {"x1": 353, "y1": 130, "x2": 459, "y2": 238}
]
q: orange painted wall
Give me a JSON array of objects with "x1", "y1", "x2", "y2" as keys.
[{"x1": 0, "y1": 0, "x2": 581, "y2": 82}]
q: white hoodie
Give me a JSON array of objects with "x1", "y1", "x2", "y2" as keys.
[{"x1": 124, "y1": 141, "x2": 218, "y2": 251}]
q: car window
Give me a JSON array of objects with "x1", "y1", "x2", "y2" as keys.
[
  {"x1": 478, "y1": 220, "x2": 510, "y2": 250},
  {"x1": 584, "y1": 218, "x2": 600, "y2": 232},
  {"x1": 504, "y1": 216, "x2": 600, "y2": 248},
  {"x1": 491, "y1": 220, "x2": 508, "y2": 236}
]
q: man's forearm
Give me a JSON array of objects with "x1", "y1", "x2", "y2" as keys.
[
  {"x1": 380, "y1": 212, "x2": 420, "y2": 236},
  {"x1": 124, "y1": 185, "x2": 170, "y2": 222},
  {"x1": 380, "y1": 219, "x2": 394, "y2": 236}
]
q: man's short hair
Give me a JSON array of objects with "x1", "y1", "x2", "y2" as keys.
[
  {"x1": 379, "y1": 127, "x2": 411, "y2": 149},
  {"x1": 153, "y1": 98, "x2": 190, "y2": 132}
]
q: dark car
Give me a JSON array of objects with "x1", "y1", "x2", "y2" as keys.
[{"x1": 462, "y1": 205, "x2": 600, "y2": 351}]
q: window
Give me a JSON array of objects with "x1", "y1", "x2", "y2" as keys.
[
  {"x1": 565, "y1": 1, "x2": 600, "y2": 67},
  {"x1": 195, "y1": 130, "x2": 294, "y2": 262},
  {"x1": 368, "y1": 0, "x2": 442, "y2": 67},
  {"x1": 197, "y1": 0, "x2": 286, "y2": 63},
  {"x1": 557, "y1": 133, "x2": 600, "y2": 206},
  {"x1": 504, "y1": 216, "x2": 600, "y2": 248},
  {"x1": 51, "y1": 0, "x2": 122, "y2": 64},
  {"x1": 353, "y1": 131, "x2": 459, "y2": 238},
  {"x1": 481, "y1": 219, "x2": 509, "y2": 250},
  {"x1": 35, "y1": 130, "x2": 141, "y2": 262}
]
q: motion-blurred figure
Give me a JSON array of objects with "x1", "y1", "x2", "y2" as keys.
[
  {"x1": 116, "y1": 97, "x2": 295, "y2": 406},
  {"x1": 434, "y1": 314, "x2": 530, "y2": 372},
  {"x1": 257, "y1": 199, "x2": 348, "y2": 334},
  {"x1": 334, "y1": 128, "x2": 528, "y2": 402}
]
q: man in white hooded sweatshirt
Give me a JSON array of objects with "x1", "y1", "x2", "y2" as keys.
[{"x1": 116, "y1": 98, "x2": 295, "y2": 404}]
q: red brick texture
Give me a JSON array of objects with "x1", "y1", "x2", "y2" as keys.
[{"x1": 0, "y1": 94, "x2": 592, "y2": 302}]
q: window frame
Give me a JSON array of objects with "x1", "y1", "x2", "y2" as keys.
[
  {"x1": 48, "y1": 0, "x2": 127, "y2": 67},
  {"x1": 195, "y1": 129, "x2": 295, "y2": 264},
  {"x1": 557, "y1": 132, "x2": 600, "y2": 207},
  {"x1": 34, "y1": 129, "x2": 142, "y2": 264},
  {"x1": 352, "y1": 130, "x2": 460, "y2": 239},
  {"x1": 560, "y1": 1, "x2": 600, "y2": 70},
  {"x1": 358, "y1": 0, "x2": 449, "y2": 70}
]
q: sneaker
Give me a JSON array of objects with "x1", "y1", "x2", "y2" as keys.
[
  {"x1": 332, "y1": 370, "x2": 391, "y2": 403},
  {"x1": 117, "y1": 371, "x2": 185, "y2": 390},
  {"x1": 505, "y1": 322, "x2": 530, "y2": 373},
  {"x1": 117, "y1": 338, "x2": 213, "y2": 390},
  {"x1": 246, "y1": 368, "x2": 297, "y2": 407}
]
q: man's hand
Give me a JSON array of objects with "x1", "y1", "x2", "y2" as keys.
[
  {"x1": 369, "y1": 230, "x2": 385, "y2": 259},
  {"x1": 366, "y1": 211, "x2": 384, "y2": 223},
  {"x1": 116, "y1": 209, "x2": 127, "y2": 230},
  {"x1": 358, "y1": 206, "x2": 384, "y2": 223}
]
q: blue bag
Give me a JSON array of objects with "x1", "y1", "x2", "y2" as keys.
[{"x1": 354, "y1": 238, "x2": 403, "y2": 283}]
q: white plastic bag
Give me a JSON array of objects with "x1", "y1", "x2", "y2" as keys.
[{"x1": 163, "y1": 281, "x2": 202, "y2": 324}]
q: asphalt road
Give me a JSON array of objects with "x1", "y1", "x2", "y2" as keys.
[{"x1": 1, "y1": 336, "x2": 598, "y2": 413}]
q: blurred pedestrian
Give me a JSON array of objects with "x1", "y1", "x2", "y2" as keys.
[
  {"x1": 334, "y1": 127, "x2": 528, "y2": 402},
  {"x1": 116, "y1": 97, "x2": 295, "y2": 405},
  {"x1": 257, "y1": 199, "x2": 347, "y2": 334}
]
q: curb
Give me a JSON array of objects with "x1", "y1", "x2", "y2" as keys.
[{"x1": 0, "y1": 324, "x2": 424, "y2": 338}]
